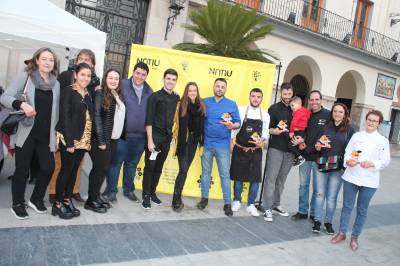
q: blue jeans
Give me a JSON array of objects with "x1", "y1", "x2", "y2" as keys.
[
  {"x1": 233, "y1": 181, "x2": 259, "y2": 206},
  {"x1": 314, "y1": 170, "x2": 343, "y2": 223},
  {"x1": 105, "y1": 137, "x2": 145, "y2": 194},
  {"x1": 339, "y1": 180, "x2": 377, "y2": 237},
  {"x1": 298, "y1": 161, "x2": 318, "y2": 215},
  {"x1": 201, "y1": 147, "x2": 231, "y2": 204}
]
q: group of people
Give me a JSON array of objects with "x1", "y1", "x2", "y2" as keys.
[{"x1": 0, "y1": 47, "x2": 391, "y2": 251}]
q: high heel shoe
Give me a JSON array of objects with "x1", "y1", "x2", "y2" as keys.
[{"x1": 51, "y1": 202, "x2": 74, "y2": 219}]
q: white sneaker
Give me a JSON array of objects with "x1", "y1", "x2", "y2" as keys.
[
  {"x1": 272, "y1": 206, "x2": 289, "y2": 217},
  {"x1": 263, "y1": 209, "x2": 273, "y2": 222},
  {"x1": 246, "y1": 204, "x2": 260, "y2": 217},
  {"x1": 231, "y1": 200, "x2": 241, "y2": 212}
]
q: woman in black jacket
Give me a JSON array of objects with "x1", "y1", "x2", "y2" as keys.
[
  {"x1": 171, "y1": 82, "x2": 205, "y2": 212},
  {"x1": 85, "y1": 69, "x2": 125, "y2": 213},
  {"x1": 53, "y1": 63, "x2": 94, "y2": 219},
  {"x1": 312, "y1": 102, "x2": 355, "y2": 234}
]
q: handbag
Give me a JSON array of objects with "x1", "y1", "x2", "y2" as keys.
[
  {"x1": 0, "y1": 77, "x2": 29, "y2": 135},
  {"x1": 316, "y1": 155, "x2": 343, "y2": 172}
]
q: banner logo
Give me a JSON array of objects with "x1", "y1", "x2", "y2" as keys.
[
  {"x1": 252, "y1": 70, "x2": 261, "y2": 82},
  {"x1": 209, "y1": 68, "x2": 233, "y2": 77}
]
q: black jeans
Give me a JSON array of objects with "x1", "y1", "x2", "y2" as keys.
[
  {"x1": 88, "y1": 140, "x2": 117, "y2": 199},
  {"x1": 174, "y1": 134, "x2": 199, "y2": 195},
  {"x1": 55, "y1": 145, "x2": 86, "y2": 202},
  {"x1": 142, "y1": 139, "x2": 170, "y2": 197},
  {"x1": 13, "y1": 135, "x2": 54, "y2": 205}
]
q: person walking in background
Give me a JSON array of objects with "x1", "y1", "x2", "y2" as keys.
[
  {"x1": 86, "y1": 69, "x2": 124, "y2": 213},
  {"x1": 230, "y1": 88, "x2": 269, "y2": 217},
  {"x1": 53, "y1": 63, "x2": 93, "y2": 219},
  {"x1": 291, "y1": 90, "x2": 330, "y2": 222},
  {"x1": 48, "y1": 49, "x2": 99, "y2": 203},
  {"x1": 103, "y1": 62, "x2": 152, "y2": 203},
  {"x1": 312, "y1": 103, "x2": 355, "y2": 234},
  {"x1": 171, "y1": 82, "x2": 205, "y2": 212},
  {"x1": 142, "y1": 68, "x2": 180, "y2": 210},
  {"x1": 331, "y1": 110, "x2": 390, "y2": 251},
  {"x1": 0, "y1": 47, "x2": 60, "y2": 220},
  {"x1": 197, "y1": 78, "x2": 240, "y2": 217},
  {"x1": 261, "y1": 83, "x2": 294, "y2": 222}
]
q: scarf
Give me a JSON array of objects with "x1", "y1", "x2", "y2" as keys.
[{"x1": 30, "y1": 69, "x2": 57, "y2": 91}]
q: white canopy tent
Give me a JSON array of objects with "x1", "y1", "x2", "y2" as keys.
[{"x1": 0, "y1": 0, "x2": 107, "y2": 87}]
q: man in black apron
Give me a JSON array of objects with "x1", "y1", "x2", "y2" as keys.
[{"x1": 231, "y1": 88, "x2": 269, "y2": 216}]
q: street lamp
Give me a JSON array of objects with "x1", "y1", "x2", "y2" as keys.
[{"x1": 164, "y1": 0, "x2": 186, "y2": 40}]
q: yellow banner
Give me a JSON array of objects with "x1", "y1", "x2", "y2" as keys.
[{"x1": 118, "y1": 44, "x2": 275, "y2": 200}]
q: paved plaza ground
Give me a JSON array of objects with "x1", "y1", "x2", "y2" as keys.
[{"x1": 0, "y1": 152, "x2": 399, "y2": 266}]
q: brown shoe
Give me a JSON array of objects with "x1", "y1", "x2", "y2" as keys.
[
  {"x1": 72, "y1": 193, "x2": 84, "y2": 202},
  {"x1": 331, "y1": 232, "x2": 346, "y2": 244},
  {"x1": 350, "y1": 236, "x2": 359, "y2": 251}
]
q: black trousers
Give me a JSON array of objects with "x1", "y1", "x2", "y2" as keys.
[
  {"x1": 142, "y1": 139, "x2": 170, "y2": 197},
  {"x1": 287, "y1": 130, "x2": 306, "y2": 157},
  {"x1": 174, "y1": 134, "x2": 199, "y2": 195},
  {"x1": 55, "y1": 145, "x2": 86, "y2": 202},
  {"x1": 88, "y1": 140, "x2": 117, "y2": 199},
  {"x1": 13, "y1": 134, "x2": 54, "y2": 205}
]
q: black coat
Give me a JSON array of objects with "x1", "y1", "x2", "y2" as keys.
[
  {"x1": 56, "y1": 85, "x2": 94, "y2": 148},
  {"x1": 93, "y1": 90, "x2": 117, "y2": 145}
]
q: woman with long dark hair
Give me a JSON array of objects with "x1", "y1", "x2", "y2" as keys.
[
  {"x1": 53, "y1": 63, "x2": 93, "y2": 219},
  {"x1": 0, "y1": 47, "x2": 60, "y2": 220},
  {"x1": 85, "y1": 69, "x2": 125, "y2": 213},
  {"x1": 171, "y1": 82, "x2": 205, "y2": 211},
  {"x1": 312, "y1": 103, "x2": 355, "y2": 234}
]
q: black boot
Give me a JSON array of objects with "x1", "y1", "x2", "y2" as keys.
[
  {"x1": 172, "y1": 194, "x2": 184, "y2": 212},
  {"x1": 84, "y1": 197, "x2": 107, "y2": 213},
  {"x1": 52, "y1": 202, "x2": 74, "y2": 219},
  {"x1": 65, "y1": 199, "x2": 80, "y2": 217},
  {"x1": 197, "y1": 198, "x2": 208, "y2": 210}
]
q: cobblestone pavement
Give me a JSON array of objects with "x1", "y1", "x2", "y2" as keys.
[{"x1": 0, "y1": 155, "x2": 399, "y2": 266}]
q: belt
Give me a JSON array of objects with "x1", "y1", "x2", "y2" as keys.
[{"x1": 234, "y1": 142, "x2": 262, "y2": 152}]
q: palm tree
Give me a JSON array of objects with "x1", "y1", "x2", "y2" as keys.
[{"x1": 173, "y1": 0, "x2": 278, "y2": 63}]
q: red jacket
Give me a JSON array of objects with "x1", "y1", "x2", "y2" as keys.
[{"x1": 290, "y1": 107, "x2": 311, "y2": 133}]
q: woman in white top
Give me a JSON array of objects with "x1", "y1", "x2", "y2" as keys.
[
  {"x1": 86, "y1": 69, "x2": 125, "y2": 213},
  {"x1": 331, "y1": 110, "x2": 390, "y2": 251}
]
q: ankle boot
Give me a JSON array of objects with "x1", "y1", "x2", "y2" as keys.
[
  {"x1": 85, "y1": 197, "x2": 107, "y2": 213},
  {"x1": 172, "y1": 194, "x2": 184, "y2": 212},
  {"x1": 52, "y1": 202, "x2": 74, "y2": 219},
  {"x1": 65, "y1": 199, "x2": 80, "y2": 217}
]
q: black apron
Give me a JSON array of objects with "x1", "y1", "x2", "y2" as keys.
[{"x1": 230, "y1": 107, "x2": 263, "y2": 182}]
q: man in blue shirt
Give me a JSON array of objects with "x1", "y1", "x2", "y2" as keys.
[{"x1": 197, "y1": 78, "x2": 240, "y2": 217}]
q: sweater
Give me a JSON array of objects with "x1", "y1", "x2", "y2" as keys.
[
  {"x1": 290, "y1": 107, "x2": 311, "y2": 133},
  {"x1": 342, "y1": 130, "x2": 390, "y2": 188}
]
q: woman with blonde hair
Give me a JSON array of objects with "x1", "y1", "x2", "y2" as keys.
[{"x1": 0, "y1": 47, "x2": 60, "y2": 220}]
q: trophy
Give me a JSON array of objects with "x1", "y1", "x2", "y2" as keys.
[
  {"x1": 221, "y1": 112, "x2": 232, "y2": 122},
  {"x1": 317, "y1": 135, "x2": 331, "y2": 148},
  {"x1": 277, "y1": 120, "x2": 287, "y2": 130}
]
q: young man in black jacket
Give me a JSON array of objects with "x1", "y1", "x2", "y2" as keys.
[
  {"x1": 142, "y1": 68, "x2": 180, "y2": 209},
  {"x1": 291, "y1": 90, "x2": 331, "y2": 221}
]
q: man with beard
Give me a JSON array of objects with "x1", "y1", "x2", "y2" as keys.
[
  {"x1": 261, "y1": 82, "x2": 294, "y2": 222},
  {"x1": 291, "y1": 90, "x2": 330, "y2": 221},
  {"x1": 230, "y1": 88, "x2": 270, "y2": 217},
  {"x1": 197, "y1": 78, "x2": 240, "y2": 217}
]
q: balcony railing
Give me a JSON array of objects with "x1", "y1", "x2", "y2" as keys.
[{"x1": 229, "y1": 0, "x2": 400, "y2": 64}]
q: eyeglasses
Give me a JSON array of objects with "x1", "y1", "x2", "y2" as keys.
[{"x1": 367, "y1": 119, "x2": 380, "y2": 123}]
